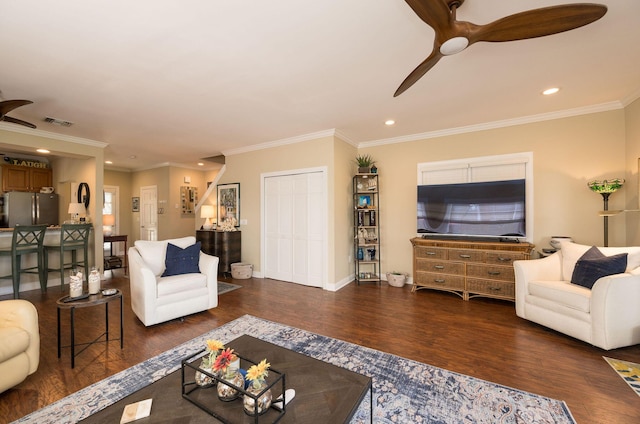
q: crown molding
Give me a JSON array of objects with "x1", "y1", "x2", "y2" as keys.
[
  {"x1": 360, "y1": 101, "x2": 624, "y2": 148},
  {"x1": 222, "y1": 129, "x2": 340, "y2": 156},
  {"x1": 0, "y1": 122, "x2": 107, "y2": 148}
]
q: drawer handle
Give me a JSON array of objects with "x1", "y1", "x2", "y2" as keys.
[
  {"x1": 497, "y1": 257, "x2": 512, "y2": 262},
  {"x1": 488, "y1": 271, "x2": 501, "y2": 276},
  {"x1": 426, "y1": 251, "x2": 436, "y2": 256},
  {"x1": 459, "y1": 254, "x2": 471, "y2": 259},
  {"x1": 434, "y1": 265, "x2": 445, "y2": 270},
  {"x1": 434, "y1": 279, "x2": 446, "y2": 284},
  {"x1": 489, "y1": 287, "x2": 502, "y2": 291}
]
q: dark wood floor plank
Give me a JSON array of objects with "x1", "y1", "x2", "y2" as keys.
[{"x1": 1, "y1": 274, "x2": 639, "y2": 423}]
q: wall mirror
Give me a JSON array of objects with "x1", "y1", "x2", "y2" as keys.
[{"x1": 181, "y1": 186, "x2": 198, "y2": 214}]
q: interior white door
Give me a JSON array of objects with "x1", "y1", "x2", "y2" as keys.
[
  {"x1": 264, "y1": 170, "x2": 325, "y2": 287},
  {"x1": 102, "y1": 185, "x2": 120, "y2": 254},
  {"x1": 140, "y1": 185, "x2": 158, "y2": 241}
]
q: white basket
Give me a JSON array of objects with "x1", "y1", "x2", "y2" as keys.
[{"x1": 230, "y1": 263, "x2": 253, "y2": 279}]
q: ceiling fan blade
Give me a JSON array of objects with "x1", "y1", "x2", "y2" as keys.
[
  {"x1": 394, "y1": 49, "x2": 443, "y2": 97},
  {"x1": 403, "y1": 0, "x2": 452, "y2": 33},
  {"x1": 0, "y1": 100, "x2": 34, "y2": 116},
  {"x1": 469, "y1": 4, "x2": 607, "y2": 44},
  {"x1": 0, "y1": 115, "x2": 37, "y2": 129}
]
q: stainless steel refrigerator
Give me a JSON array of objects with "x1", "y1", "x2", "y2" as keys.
[{"x1": 1, "y1": 192, "x2": 59, "y2": 227}]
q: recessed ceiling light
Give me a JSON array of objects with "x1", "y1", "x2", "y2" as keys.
[
  {"x1": 542, "y1": 87, "x2": 560, "y2": 96},
  {"x1": 385, "y1": 119, "x2": 395, "y2": 126},
  {"x1": 129, "y1": 155, "x2": 136, "y2": 159},
  {"x1": 105, "y1": 160, "x2": 113, "y2": 165},
  {"x1": 197, "y1": 162, "x2": 204, "y2": 166},
  {"x1": 36, "y1": 148, "x2": 50, "y2": 154}
]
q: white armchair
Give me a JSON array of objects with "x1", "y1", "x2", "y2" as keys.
[
  {"x1": 128, "y1": 236, "x2": 219, "y2": 326},
  {"x1": 514, "y1": 241, "x2": 640, "y2": 350},
  {"x1": 0, "y1": 299, "x2": 40, "y2": 393}
]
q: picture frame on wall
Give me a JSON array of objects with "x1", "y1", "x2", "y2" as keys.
[
  {"x1": 132, "y1": 197, "x2": 140, "y2": 212},
  {"x1": 217, "y1": 183, "x2": 240, "y2": 226}
]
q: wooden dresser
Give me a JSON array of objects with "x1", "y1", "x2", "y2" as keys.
[
  {"x1": 196, "y1": 230, "x2": 241, "y2": 274},
  {"x1": 411, "y1": 237, "x2": 534, "y2": 301}
]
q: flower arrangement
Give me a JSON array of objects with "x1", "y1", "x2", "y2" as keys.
[
  {"x1": 201, "y1": 339, "x2": 225, "y2": 368},
  {"x1": 245, "y1": 359, "x2": 271, "y2": 389},
  {"x1": 213, "y1": 348, "x2": 238, "y2": 377}
]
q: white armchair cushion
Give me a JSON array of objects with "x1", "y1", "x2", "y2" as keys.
[
  {"x1": 528, "y1": 280, "x2": 590, "y2": 313},
  {"x1": 156, "y1": 273, "x2": 207, "y2": 297},
  {"x1": 134, "y1": 236, "x2": 196, "y2": 276}
]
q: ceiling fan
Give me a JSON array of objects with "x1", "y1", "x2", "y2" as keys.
[
  {"x1": 394, "y1": 0, "x2": 608, "y2": 97},
  {"x1": 0, "y1": 98, "x2": 37, "y2": 129}
]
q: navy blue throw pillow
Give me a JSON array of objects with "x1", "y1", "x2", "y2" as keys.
[
  {"x1": 162, "y1": 242, "x2": 201, "y2": 277},
  {"x1": 571, "y1": 246, "x2": 627, "y2": 289}
]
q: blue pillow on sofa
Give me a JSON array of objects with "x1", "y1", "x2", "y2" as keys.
[
  {"x1": 162, "y1": 242, "x2": 201, "y2": 277},
  {"x1": 571, "y1": 246, "x2": 627, "y2": 289}
]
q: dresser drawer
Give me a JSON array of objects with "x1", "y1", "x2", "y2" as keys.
[
  {"x1": 466, "y1": 278, "x2": 515, "y2": 299},
  {"x1": 415, "y1": 272, "x2": 465, "y2": 290},
  {"x1": 415, "y1": 246, "x2": 448, "y2": 260},
  {"x1": 448, "y1": 249, "x2": 484, "y2": 262},
  {"x1": 485, "y1": 251, "x2": 526, "y2": 265},
  {"x1": 466, "y1": 264, "x2": 515, "y2": 282},
  {"x1": 416, "y1": 259, "x2": 464, "y2": 275}
]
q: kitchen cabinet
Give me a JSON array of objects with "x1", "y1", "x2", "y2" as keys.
[{"x1": 2, "y1": 165, "x2": 52, "y2": 192}]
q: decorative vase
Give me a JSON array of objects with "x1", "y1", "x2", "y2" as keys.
[
  {"x1": 216, "y1": 368, "x2": 243, "y2": 401},
  {"x1": 243, "y1": 383, "x2": 273, "y2": 416},
  {"x1": 195, "y1": 360, "x2": 216, "y2": 387}
]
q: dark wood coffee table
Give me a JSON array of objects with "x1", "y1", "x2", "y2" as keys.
[{"x1": 81, "y1": 335, "x2": 372, "y2": 423}]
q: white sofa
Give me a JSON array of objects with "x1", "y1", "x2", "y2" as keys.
[
  {"x1": 128, "y1": 236, "x2": 219, "y2": 326},
  {"x1": 514, "y1": 241, "x2": 640, "y2": 350},
  {"x1": 0, "y1": 299, "x2": 40, "y2": 393}
]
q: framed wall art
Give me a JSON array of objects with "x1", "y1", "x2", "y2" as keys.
[
  {"x1": 217, "y1": 183, "x2": 240, "y2": 226},
  {"x1": 132, "y1": 197, "x2": 140, "y2": 212}
]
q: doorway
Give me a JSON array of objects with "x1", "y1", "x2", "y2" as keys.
[
  {"x1": 140, "y1": 185, "x2": 158, "y2": 241},
  {"x1": 102, "y1": 185, "x2": 120, "y2": 254},
  {"x1": 262, "y1": 168, "x2": 327, "y2": 288}
]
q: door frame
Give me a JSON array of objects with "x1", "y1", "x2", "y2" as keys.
[{"x1": 260, "y1": 166, "x2": 329, "y2": 289}]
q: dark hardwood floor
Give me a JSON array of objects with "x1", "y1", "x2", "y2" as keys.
[{"x1": 1, "y1": 273, "x2": 639, "y2": 423}]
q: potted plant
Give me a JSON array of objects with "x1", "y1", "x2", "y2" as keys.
[
  {"x1": 355, "y1": 154, "x2": 375, "y2": 174},
  {"x1": 386, "y1": 271, "x2": 408, "y2": 287}
]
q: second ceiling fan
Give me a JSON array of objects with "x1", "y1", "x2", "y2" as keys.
[{"x1": 395, "y1": 0, "x2": 608, "y2": 97}]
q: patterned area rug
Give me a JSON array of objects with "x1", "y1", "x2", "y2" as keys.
[
  {"x1": 604, "y1": 357, "x2": 640, "y2": 397},
  {"x1": 14, "y1": 315, "x2": 576, "y2": 424},
  {"x1": 217, "y1": 281, "x2": 241, "y2": 295}
]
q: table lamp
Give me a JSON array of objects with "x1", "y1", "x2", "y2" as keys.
[
  {"x1": 103, "y1": 214, "x2": 115, "y2": 236},
  {"x1": 200, "y1": 205, "x2": 215, "y2": 230},
  {"x1": 68, "y1": 202, "x2": 84, "y2": 223},
  {"x1": 587, "y1": 178, "x2": 624, "y2": 247}
]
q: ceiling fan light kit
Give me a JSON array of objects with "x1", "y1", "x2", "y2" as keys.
[{"x1": 395, "y1": 0, "x2": 608, "y2": 97}]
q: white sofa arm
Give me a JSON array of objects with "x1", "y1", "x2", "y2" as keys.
[
  {"x1": 0, "y1": 300, "x2": 40, "y2": 374},
  {"x1": 591, "y1": 272, "x2": 640, "y2": 350},
  {"x1": 128, "y1": 247, "x2": 160, "y2": 325},
  {"x1": 199, "y1": 252, "x2": 219, "y2": 308},
  {"x1": 514, "y1": 253, "x2": 563, "y2": 317}
]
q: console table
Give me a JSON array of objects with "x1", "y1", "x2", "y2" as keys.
[
  {"x1": 411, "y1": 237, "x2": 534, "y2": 301},
  {"x1": 196, "y1": 230, "x2": 241, "y2": 274},
  {"x1": 104, "y1": 234, "x2": 128, "y2": 275}
]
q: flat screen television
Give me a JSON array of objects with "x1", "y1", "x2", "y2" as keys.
[{"x1": 417, "y1": 179, "x2": 526, "y2": 240}]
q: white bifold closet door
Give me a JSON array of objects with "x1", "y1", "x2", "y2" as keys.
[{"x1": 264, "y1": 171, "x2": 325, "y2": 288}]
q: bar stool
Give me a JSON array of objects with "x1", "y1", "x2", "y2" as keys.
[
  {"x1": 44, "y1": 223, "x2": 92, "y2": 291},
  {"x1": 0, "y1": 225, "x2": 47, "y2": 298}
]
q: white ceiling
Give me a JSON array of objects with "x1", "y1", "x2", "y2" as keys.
[{"x1": 1, "y1": 0, "x2": 639, "y2": 170}]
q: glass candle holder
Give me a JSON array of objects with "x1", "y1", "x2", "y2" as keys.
[{"x1": 69, "y1": 269, "x2": 83, "y2": 298}]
